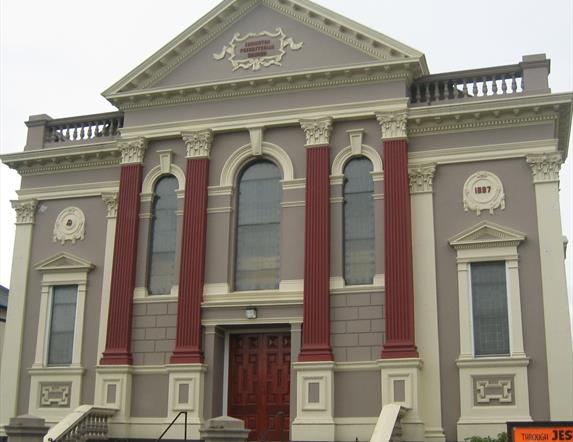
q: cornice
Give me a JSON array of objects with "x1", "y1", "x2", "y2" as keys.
[
  {"x1": 408, "y1": 93, "x2": 572, "y2": 151},
  {"x1": 107, "y1": 62, "x2": 415, "y2": 110},
  {"x1": 0, "y1": 143, "x2": 120, "y2": 176}
]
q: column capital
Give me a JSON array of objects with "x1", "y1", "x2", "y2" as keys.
[
  {"x1": 300, "y1": 117, "x2": 333, "y2": 147},
  {"x1": 118, "y1": 137, "x2": 147, "y2": 164},
  {"x1": 182, "y1": 130, "x2": 214, "y2": 159},
  {"x1": 376, "y1": 111, "x2": 408, "y2": 140},
  {"x1": 11, "y1": 199, "x2": 38, "y2": 224},
  {"x1": 101, "y1": 192, "x2": 118, "y2": 218},
  {"x1": 409, "y1": 163, "x2": 436, "y2": 194},
  {"x1": 526, "y1": 152, "x2": 562, "y2": 183}
]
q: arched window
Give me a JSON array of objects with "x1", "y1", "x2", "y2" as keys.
[
  {"x1": 343, "y1": 157, "x2": 374, "y2": 285},
  {"x1": 147, "y1": 175, "x2": 178, "y2": 295},
  {"x1": 235, "y1": 161, "x2": 281, "y2": 291}
]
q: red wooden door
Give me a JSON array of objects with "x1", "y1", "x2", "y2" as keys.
[{"x1": 228, "y1": 333, "x2": 291, "y2": 441}]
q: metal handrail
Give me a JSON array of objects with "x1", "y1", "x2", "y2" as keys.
[{"x1": 156, "y1": 411, "x2": 188, "y2": 442}]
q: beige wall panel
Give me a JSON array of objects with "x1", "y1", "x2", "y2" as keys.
[
  {"x1": 18, "y1": 197, "x2": 107, "y2": 414},
  {"x1": 281, "y1": 206, "x2": 305, "y2": 281},
  {"x1": 154, "y1": 5, "x2": 378, "y2": 89},
  {"x1": 264, "y1": 126, "x2": 306, "y2": 179},
  {"x1": 329, "y1": 119, "x2": 382, "y2": 159},
  {"x1": 204, "y1": 212, "x2": 233, "y2": 285},
  {"x1": 131, "y1": 374, "x2": 169, "y2": 417},
  {"x1": 433, "y1": 158, "x2": 550, "y2": 440},
  {"x1": 209, "y1": 132, "x2": 251, "y2": 187},
  {"x1": 408, "y1": 124, "x2": 555, "y2": 153},
  {"x1": 124, "y1": 81, "x2": 405, "y2": 128},
  {"x1": 333, "y1": 371, "x2": 381, "y2": 418},
  {"x1": 21, "y1": 167, "x2": 119, "y2": 189}
]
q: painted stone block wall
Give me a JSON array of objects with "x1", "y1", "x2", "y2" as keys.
[{"x1": 131, "y1": 302, "x2": 178, "y2": 365}]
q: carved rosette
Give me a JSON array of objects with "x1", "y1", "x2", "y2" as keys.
[
  {"x1": 300, "y1": 118, "x2": 333, "y2": 147},
  {"x1": 182, "y1": 130, "x2": 214, "y2": 159},
  {"x1": 12, "y1": 199, "x2": 38, "y2": 224},
  {"x1": 376, "y1": 111, "x2": 408, "y2": 140},
  {"x1": 463, "y1": 171, "x2": 506, "y2": 216},
  {"x1": 118, "y1": 138, "x2": 147, "y2": 164},
  {"x1": 53, "y1": 207, "x2": 86, "y2": 244},
  {"x1": 526, "y1": 152, "x2": 562, "y2": 183},
  {"x1": 102, "y1": 193, "x2": 118, "y2": 218},
  {"x1": 409, "y1": 163, "x2": 436, "y2": 194}
]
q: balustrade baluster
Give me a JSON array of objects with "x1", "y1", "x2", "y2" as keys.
[
  {"x1": 501, "y1": 74, "x2": 508, "y2": 94},
  {"x1": 472, "y1": 78, "x2": 478, "y2": 97},
  {"x1": 519, "y1": 74, "x2": 524, "y2": 92},
  {"x1": 481, "y1": 76, "x2": 488, "y2": 96},
  {"x1": 492, "y1": 75, "x2": 498, "y2": 95},
  {"x1": 79, "y1": 123, "x2": 85, "y2": 140},
  {"x1": 511, "y1": 74, "x2": 518, "y2": 93},
  {"x1": 462, "y1": 78, "x2": 468, "y2": 98}
]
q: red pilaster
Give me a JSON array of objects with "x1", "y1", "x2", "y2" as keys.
[
  {"x1": 170, "y1": 158, "x2": 209, "y2": 364},
  {"x1": 299, "y1": 145, "x2": 333, "y2": 362},
  {"x1": 100, "y1": 164, "x2": 143, "y2": 365},
  {"x1": 381, "y1": 138, "x2": 418, "y2": 359}
]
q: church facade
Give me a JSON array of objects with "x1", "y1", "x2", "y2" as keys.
[{"x1": 1, "y1": 0, "x2": 572, "y2": 441}]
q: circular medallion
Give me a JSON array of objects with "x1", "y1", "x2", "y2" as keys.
[
  {"x1": 53, "y1": 207, "x2": 86, "y2": 244},
  {"x1": 463, "y1": 171, "x2": 506, "y2": 215}
]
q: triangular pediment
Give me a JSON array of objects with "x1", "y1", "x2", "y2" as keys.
[
  {"x1": 35, "y1": 252, "x2": 95, "y2": 273},
  {"x1": 103, "y1": 0, "x2": 426, "y2": 101},
  {"x1": 449, "y1": 221, "x2": 526, "y2": 250}
]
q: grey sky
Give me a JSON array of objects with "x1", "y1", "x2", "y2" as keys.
[{"x1": 1, "y1": 0, "x2": 572, "y2": 323}]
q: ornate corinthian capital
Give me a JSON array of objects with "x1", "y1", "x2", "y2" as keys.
[
  {"x1": 182, "y1": 130, "x2": 214, "y2": 159},
  {"x1": 409, "y1": 163, "x2": 436, "y2": 194},
  {"x1": 526, "y1": 152, "x2": 562, "y2": 183},
  {"x1": 300, "y1": 118, "x2": 333, "y2": 147},
  {"x1": 118, "y1": 138, "x2": 147, "y2": 164},
  {"x1": 102, "y1": 192, "x2": 118, "y2": 218},
  {"x1": 376, "y1": 111, "x2": 408, "y2": 140},
  {"x1": 12, "y1": 199, "x2": 38, "y2": 224}
]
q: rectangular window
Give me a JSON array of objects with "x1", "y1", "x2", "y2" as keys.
[
  {"x1": 471, "y1": 262, "x2": 509, "y2": 356},
  {"x1": 47, "y1": 285, "x2": 78, "y2": 366}
]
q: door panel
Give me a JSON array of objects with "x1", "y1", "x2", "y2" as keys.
[{"x1": 228, "y1": 333, "x2": 291, "y2": 441}]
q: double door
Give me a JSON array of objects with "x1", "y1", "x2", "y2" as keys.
[{"x1": 228, "y1": 333, "x2": 291, "y2": 441}]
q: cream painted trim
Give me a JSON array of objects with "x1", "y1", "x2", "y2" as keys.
[
  {"x1": 281, "y1": 201, "x2": 305, "y2": 208},
  {"x1": 207, "y1": 206, "x2": 233, "y2": 214},
  {"x1": 330, "y1": 175, "x2": 344, "y2": 186},
  {"x1": 202, "y1": 317, "x2": 303, "y2": 327},
  {"x1": 97, "y1": 215, "x2": 116, "y2": 360},
  {"x1": 133, "y1": 293, "x2": 179, "y2": 304},
  {"x1": 330, "y1": 197, "x2": 344, "y2": 204},
  {"x1": 207, "y1": 185, "x2": 233, "y2": 196},
  {"x1": 411, "y1": 190, "x2": 446, "y2": 441},
  {"x1": 279, "y1": 279, "x2": 304, "y2": 292},
  {"x1": 115, "y1": 98, "x2": 408, "y2": 140},
  {"x1": 531, "y1": 179, "x2": 573, "y2": 419},
  {"x1": 203, "y1": 283, "x2": 230, "y2": 296},
  {"x1": 167, "y1": 364, "x2": 206, "y2": 437},
  {"x1": 17, "y1": 181, "x2": 120, "y2": 200},
  {"x1": 94, "y1": 366, "x2": 132, "y2": 421},
  {"x1": 28, "y1": 367, "x2": 84, "y2": 423},
  {"x1": 203, "y1": 291, "x2": 303, "y2": 308},
  {"x1": 0, "y1": 222, "x2": 35, "y2": 431},
  {"x1": 141, "y1": 162, "x2": 186, "y2": 194},
  {"x1": 282, "y1": 178, "x2": 306, "y2": 190},
  {"x1": 329, "y1": 274, "x2": 384, "y2": 294},
  {"x1": 219, "y1": 141, "x2": 294, "y2": 187},
  {"x1": 333, "y1": 361, "x2": 378, "y2": 372},
  {"x1": 372, "y1": 193, "x2": 384, "y2": 200},
  {"x1": 331, "y1": 144, "x2": 383, "y2": 176},
  {"x1": 409, "y1": 139, "x2": 557, "y2": 166}
]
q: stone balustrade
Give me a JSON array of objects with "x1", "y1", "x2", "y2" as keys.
[
  {"x1": 43, "y1": 405, "x2": 116, "y2": 442},
  {"x1": 44, "y1": 112, "x2": 124, "y2": 144},
  {"x1": 410, "y1": 64, "x2": 524, "y2": 105}
]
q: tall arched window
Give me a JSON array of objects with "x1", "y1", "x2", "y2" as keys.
[
  {"x1": 235, "y1": 160, "x2": 281, "y2": 291},
  {"x1": 147, "y1": 175, "x2": 178, "y2": 295},
  {"x1": 343, "y1": 157, "x2": 374, "y2": 285}
]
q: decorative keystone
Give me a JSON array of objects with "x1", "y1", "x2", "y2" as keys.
[
  {"x1": 526, "y1": 152, "x2": 562, "y2": 183},
  {"x1": 182, "y1": 130, "x2": 214, "y2": 159},
  {"x1": 376, "y1": 111, "x2": 408, "y2": 140},
  {"x1": 102, "y1": 193, "x2": 118, "y2": 218},
  {"x1": 118, "y1": 138, "x2": 147, "y2": 164},
  {"x1": 409, "y1": 163, "x2": 436, "y2": 194},
  {"x1": 12, "y1": 199, "x2": 38, "y2": 224},
  {"x1": 300, "y1": 118, "x2": 333, "y2": 147}
]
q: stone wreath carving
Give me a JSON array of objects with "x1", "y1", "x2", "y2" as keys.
[
  {"x1": 53, "y1": 207, "x2": 86, "y2": 244},
  {"x1": 213, "y1": 27, "x2": 303, "y2": 71},
  {"x1": 463, "y1": 171, "x2": 506, "y2": 215}
]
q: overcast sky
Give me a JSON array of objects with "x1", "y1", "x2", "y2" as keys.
[{"x1": 1, "y1": 1, "x2": 572, "y2": 321}]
